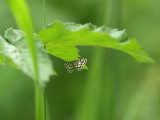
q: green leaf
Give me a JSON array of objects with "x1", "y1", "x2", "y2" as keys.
[
  {"x1": 38, "y1": 21, "x2": 153, "y2": 63},
  {"x1": 0, "y1": 28, "x2": 53, "y2": 87}
]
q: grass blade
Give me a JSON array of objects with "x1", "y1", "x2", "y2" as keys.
[{"x1": 7, "y1": 0, "x2": 44, "y2": 120}]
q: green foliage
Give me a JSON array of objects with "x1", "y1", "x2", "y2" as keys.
[
  {"x1": 7, "y1": 0, "x2": 39, "y2": 82},
  {"x1": 0, "y1": 21, "x2": 154, "y2": 82},
  {"x1": 7, "y1": 1, "x2": 45, "y2": 119},
  {"x1": 0, "y1": 28, "x2": 53, "y2": 87},
  {"x1": 38, "y1": 21, "x2": 153, "y2": 63}
]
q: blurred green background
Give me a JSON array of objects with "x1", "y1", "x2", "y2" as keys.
[{"x1": 0, "y1": 0, "x2": 160, "y2": 120}]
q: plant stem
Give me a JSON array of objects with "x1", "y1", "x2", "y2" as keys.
[
  {"x1": 35, "y1": 0, "x2": 47, "y2": 119},
  {"x1": 42, "y1": 0, "x2": 46, "y2": 29},
  {"x1": 41, "y1": 1, "x2": 48, "y2": 120},
  {"x1": 8, "y1": 0, "x2": 46, "y2": 120},
  {"x1": 44, "y1": 89, "x2": 47, "y2": 120},
  {"x1": 35, "y1": 82, "x2": 44, "y2": 120}
]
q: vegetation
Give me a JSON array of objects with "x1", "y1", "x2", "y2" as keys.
[{"x1": 0, "y1": 0, "x2": 158, "y2": 120}]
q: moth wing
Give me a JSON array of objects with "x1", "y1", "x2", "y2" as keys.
[
  {"x1": 75, "y1": 65, "x2": 84, "y2": 71},
  {"x1": 75, "y1": 58, "x2": 87, "y2": 71},
  {"x1": 64, "y1": 62, "x2": 74, "y2": 73},
  {"x1": 67, "y1": 68, "x2": 74, "y2": 73},
  {"x1": 64, "y1": 58, "x2": 87, "y2": 73},
  {"x1": 80, "y1": 58, "x2": 87, "y2": 65}
]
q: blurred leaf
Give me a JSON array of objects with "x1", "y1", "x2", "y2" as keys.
[
  {"x1": 7, "y1": 1, "x2": 46, "y2": 119},
  {"x1": 0, "y1": 28, "x2": 53, "y2": 87},
  {"x1": 0, "y1": 55, "x2": 5, "y2": 65},
  {"x1": 0, "y1": 45, "x2": 4, "y2": 64},
  {"x1": 38, "y1": 21, "x2": 153, "y2": 63},
  {"x1": 7, "y1": 0, "x2": 41, "y2": 86},
  {"x1": 83, "y1": 65, "x2": 88, "y2": 69}
]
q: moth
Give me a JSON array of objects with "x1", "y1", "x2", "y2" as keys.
[{"x1": 64, "y1": 58, "x2": 87, "y2": 73}]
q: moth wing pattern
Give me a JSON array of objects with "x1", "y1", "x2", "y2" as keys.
[
  {"x1": 64, "y1": 62, "x2": 74, "y2": 73},
  {"x1": 75, "y1": 65, "x2": 83, "y2": 71},
  {"x1": 64, "y1": 58, "x2": 87, "y2": 73},
  {"x1": 80, "y1": 58, "x2": 87, "y2": 65},
  {"x1": 75, "y1": 58, "x2": 87, "y2": 71}
]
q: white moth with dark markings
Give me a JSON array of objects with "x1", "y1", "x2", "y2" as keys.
[{"x1": 64, "y1": 58, "x2": 87, "y2": 73}]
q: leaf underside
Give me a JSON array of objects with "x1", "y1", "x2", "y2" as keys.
[
  {"x1": 0, "y1": 28, "x2": 53, "y2": 87},
  {"x1": 38, "y1": 21, "x2": 153, "y2": 63}
]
